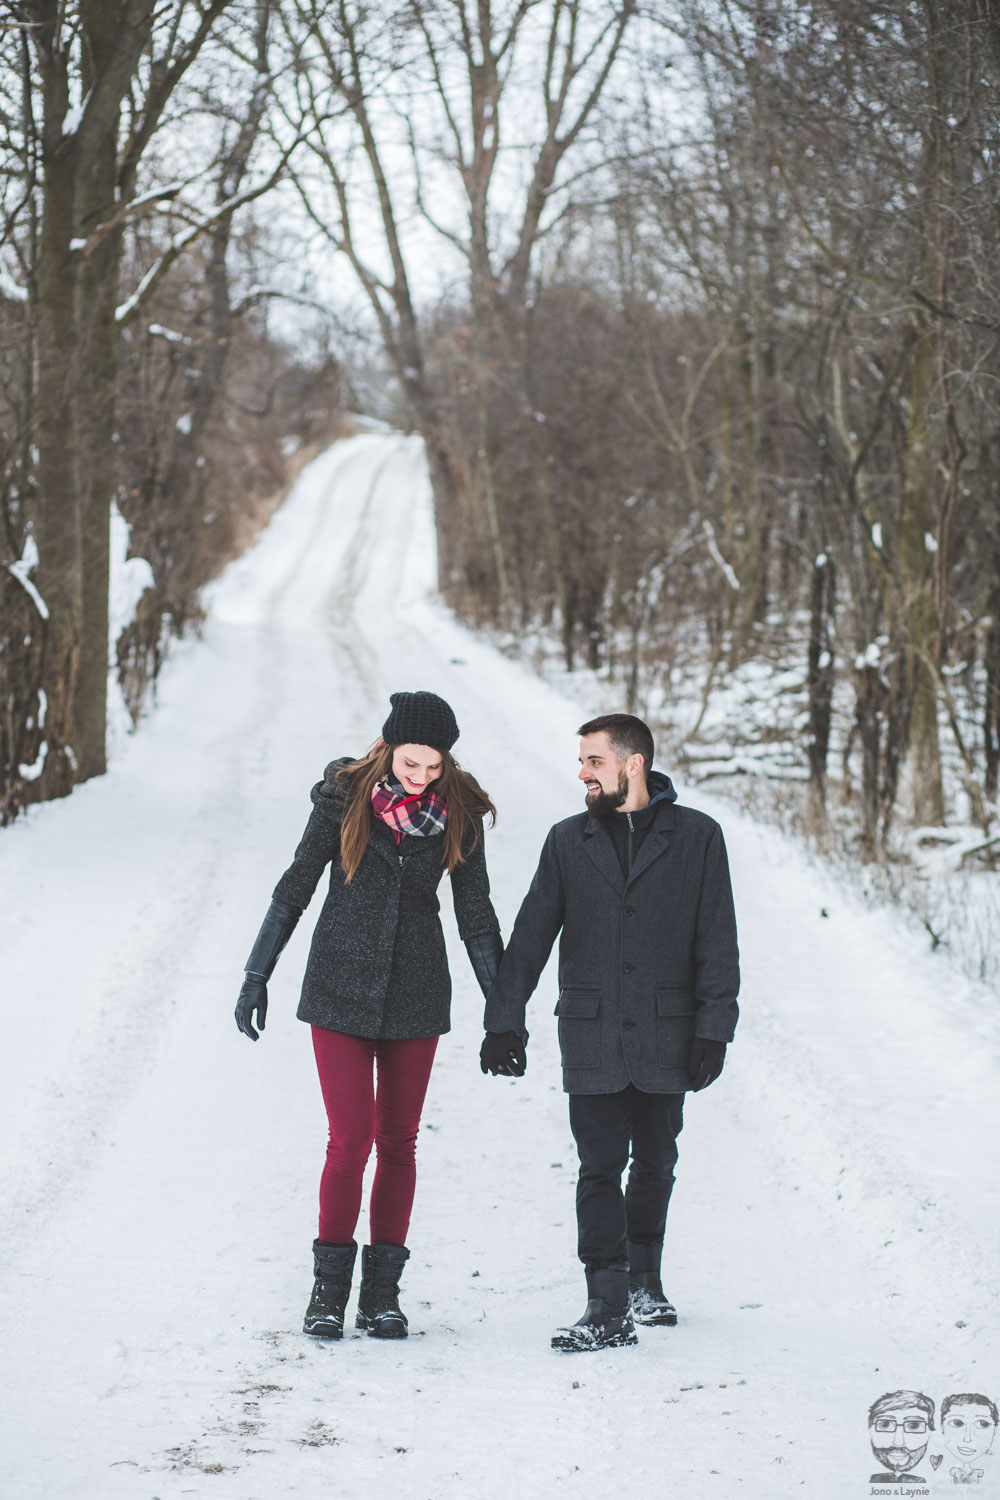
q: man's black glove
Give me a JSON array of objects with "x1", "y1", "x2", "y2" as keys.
[
  {"x1": 235, "y1": 898, "x2": 302, "y2": 1041},
  {"x1": 480, "y1": 1030, "x2": 527, "y2": 1077},
  {"x1": 689, "y1": 1037, "x2": 727, "y2": 1091}
]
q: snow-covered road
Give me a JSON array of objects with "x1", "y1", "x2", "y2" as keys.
[{"x1": 2, "y1": 435, "x2": 998, "y2": 1500}]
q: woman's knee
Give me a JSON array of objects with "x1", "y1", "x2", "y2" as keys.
[
  {"x1": 326, "y1": 1127, "x2": 376, "y2": 1169},
  {"x1": 374, "y1": 1126, "x2": 419, "y2": 1166}
]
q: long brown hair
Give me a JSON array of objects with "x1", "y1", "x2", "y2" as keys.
[{"x1": 336, "y1": 740, "x2": 497, "y2": 883}]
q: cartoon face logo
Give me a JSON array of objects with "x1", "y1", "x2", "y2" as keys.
[
  {"x1": 940, "y1": 1393, "x2": 998, "y2": 1478},
  {"x1": 868, "y1": 1390, "x2": 935, "y2": 1482}
]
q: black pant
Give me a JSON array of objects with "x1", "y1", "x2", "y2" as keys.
[{"x1": 568, "y1": 1087, "x2": 685, "y2": 1269}]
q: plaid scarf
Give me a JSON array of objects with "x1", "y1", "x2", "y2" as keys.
[{"x1": 371, "y1": 773, "x2": 448, "y2": 845}]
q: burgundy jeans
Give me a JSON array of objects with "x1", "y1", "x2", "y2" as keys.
[{"x1": 311, "y1": 1027, "x2": 438, "y2": 1246}]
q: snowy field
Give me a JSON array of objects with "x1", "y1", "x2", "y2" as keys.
[{"x1": 1, "y1": 434, "x2": 998, "y2": 1500}]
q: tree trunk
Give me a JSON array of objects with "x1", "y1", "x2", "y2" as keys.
[
  {"x1": 32, "y1": 87, "x2": 83, "y2": 800},
  {"x1": 898, "y1": 316, "x2": 945, "y2": 826},
  {"x1": 985, "y1": 559, "x2": 1000, "y2": 802},
  {"x1": 806, "y1": 550, "x2": 835, "y2": 835},
  {"x1": 854, "y1": 661, "x2": 883, "y2": 861},
  {"x1": 73, "y1": 135, "x2": 122, "y2": 782},
  {"x1": 26, "y1": 0, "x2": 159, "y2": 797}
]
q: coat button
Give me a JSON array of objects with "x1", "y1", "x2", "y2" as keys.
[
  {"x1": 622, "y1": 1017, "x2": 635, "y2": 1029},
  {"x1": 623, "y1": 962, "x2": 633, "y2": 973},
  {"x1": 624, "y1": 905, "x2": 635, "y2": 915}
]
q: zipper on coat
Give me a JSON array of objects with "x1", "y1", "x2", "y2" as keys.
[{"x1": 619, "y1": 816, "x2": 635, "y2": 995}]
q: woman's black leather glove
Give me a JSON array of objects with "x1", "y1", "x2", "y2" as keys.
[
  {"x1": 464, "y1": 930, "x2": 504, "y2": 998},
  {"x1": 480, "y1": 1031, "x2": 527, "y2": 1077},
  {"x1": 689, "y1": 1038, "x2": 727, "y2": 1091},
  {"x1": 235, "y1": 899, "x2": 302, "y2": 1041},
  {"x1": 236, "y1": 975, "x2": 269, "y2": 1041}
]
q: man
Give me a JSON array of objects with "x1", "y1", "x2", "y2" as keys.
[
  {"x1": 481, "y1": 714, "x2": 739, "y2": 1351},
  {"x1": 867, "y1": 1390, "x2": 935, "y2": 1485}
]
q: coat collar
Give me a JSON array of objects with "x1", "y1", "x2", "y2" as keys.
[
  {"x1": 368, "y1": 817, "x2": 444, "y2": 870},
  {"x1": 582, "y1": 816, "x2": 624, "y2": 893},
  {"x1": 581, "y1": 798, "x2": 675, "y2": 892},
  {"x1": 626, "y1": 803, "x2": 674, "y2": 886}
]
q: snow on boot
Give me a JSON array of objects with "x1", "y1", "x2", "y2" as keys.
[
  {"x1": 356, "y1": 1243, "x2": 410, "y2": 1339},
  {"x1": 551, "y1": 1265, "x2": 638, "y2": 1352},
  {"x1": 629, "y1": 1272, "x2": 678, "y2": 1326},
  {"x1": 627, "y1": 1241, "x2": 678, "y2": 1326},
  {"x1": 303, "y1": 1240, "x2": 357, "y2": 1339}
]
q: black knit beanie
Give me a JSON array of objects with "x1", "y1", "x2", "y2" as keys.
[{"x1": 382, "y1": 690, "x2": 459, "y2": 752}]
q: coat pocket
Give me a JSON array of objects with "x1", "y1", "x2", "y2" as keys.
[
  {"x1": 555, "y1": 988, "x2": 602, "y2": 1071},
  {"x1": 655, "y1": 987, "x2": 696, "y2": 1071}
]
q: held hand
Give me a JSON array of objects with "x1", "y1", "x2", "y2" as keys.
[
  {"x1": 689, "y1": 1037, "x2": 726, "y2": 1091},
  {"x1": 236, "y1": 975, "x2": 268, "y2": 1041},
  {"x1": 480, "y1": 1030, "x2": 527, "y2": 1078}
]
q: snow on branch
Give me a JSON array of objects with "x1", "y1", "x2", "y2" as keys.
[
  {"x1": 6, "y1": 535, "x2": 49, "y2": 620},
  {"x1": 148, "y1": 323, "x2": 193, "y2": 345},
  {"x1": 70, "y1": 182, "x2": 186, "y2": 261},
  {"x1": 116, "y1": 223, "x2": 201, "y2": 324},
  {"x1": 702, "y1": 519, "x2": 740, "y2": 591},
  {"x1": 18, "y1": 741, "x2": 48, "y2": 782},
  {"x1": 61, "y1": 90, "x2": 93, "y2": 140},
  {"x1": 114, "y1": 148, "x2": 302, "y2": 329},
  {"x1": 0, "y1": 263, "x2": 28, "y2": 303}
]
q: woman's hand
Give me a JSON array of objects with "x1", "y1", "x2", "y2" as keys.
[
  {"x1": 235, "y1": 975, "x2": 268, "y2": 1041},
  {"x1": 235, "y1": 899, "x2": 302, "y2": 1040}
]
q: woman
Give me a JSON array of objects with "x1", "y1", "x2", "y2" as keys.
[{"x1": 235, "y1": 690, "x2": 503, "y2": 1341}]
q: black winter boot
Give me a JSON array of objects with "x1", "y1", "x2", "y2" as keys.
[
  {"x1": 627, "y1": 1239, "x2": 678, "y2": 1326},
  {"x1": 551, "y1": 1265, "x2": 638, "y2": 1352},
  {"x1": 356, "y1": 1244, "x2": 410, "y2": 1339},
  {"x1": 303, "y1": 1240, "x2": 357, "y2": 1339}
]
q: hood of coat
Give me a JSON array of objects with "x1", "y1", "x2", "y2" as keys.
[
  {"x1": 646, "y1": 769, "x2": 678, "y2": 806},
  {"x1": 311, "y1": 756, "x2": 355, "y2": 820},
  {"x1": 587, "y1": 766, "x2": 678, "y2": 825}
]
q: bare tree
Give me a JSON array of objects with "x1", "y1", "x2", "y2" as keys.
[
  {"x1": 0, "y1": 0, "x2": 311, "y2": 811},
  {"x1": 280, "y1": 0, "x2": 635, "y2": 613}
]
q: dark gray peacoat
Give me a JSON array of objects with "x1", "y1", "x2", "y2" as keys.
[
  {"x1": 484, "y1": 784, "x2": 740, "y2": 1093},
  {"x1": 273, "y1": 758, "x2": 500, "y2": 1040}
]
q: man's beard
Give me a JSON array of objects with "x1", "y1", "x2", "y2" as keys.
[
  {"x1": 871, "y1": 1441, "x2": 927, "y2": 1474},
  {"x1": 585, "y1": 768, "x2": 628, "y2": 819}
]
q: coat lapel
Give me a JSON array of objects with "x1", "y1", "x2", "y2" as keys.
[
  {"x1": 370, "y1": 819, "x2": 402, "y2": 870},
  {"x1": 582, "y1": 818, "x2": 625, "y2": 894},
  {"x1": 625, "y1": 801, "x2": 674, "y2": 886}
]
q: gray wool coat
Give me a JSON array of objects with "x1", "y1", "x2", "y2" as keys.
[
  {"x1": 484, "y1": 787, "x2": 740, "y2": 1093},
  {"x1": 272, "y1": 758, "x2": 500, "y2": 1040}
]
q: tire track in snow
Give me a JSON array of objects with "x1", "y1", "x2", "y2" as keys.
[{"x1": 321, "y1": 437, "x2": 415, "y2": 712}]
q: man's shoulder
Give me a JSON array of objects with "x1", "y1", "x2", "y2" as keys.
[
  {"x1": 672, "y1": 801, "x2": 725, "y2": 841},
  {"x1": 545, "y1": 810, "x2": 591, "y2": 844},
  {"x1": 540, "y1": 802, "x2": 727, "y2": 846}
]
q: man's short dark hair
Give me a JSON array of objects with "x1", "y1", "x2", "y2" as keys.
[
  {"x1": 868, "y1": 1390, "x2": 935, "y2": 1429},
  {"x1": 577, "y1": 714, "x2": 654, "y2": 776}
]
